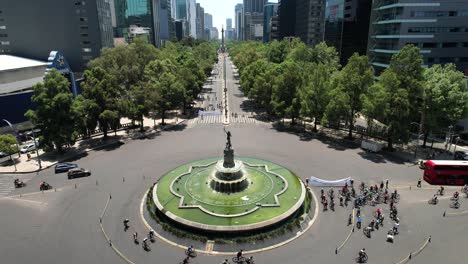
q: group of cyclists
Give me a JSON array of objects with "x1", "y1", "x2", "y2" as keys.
[
  {"x1": 429, "y1": 184, "x2": 467, "y2": 209},
  {"x1": 122, "y1": 219, "x2": 154, "y2": 251}
]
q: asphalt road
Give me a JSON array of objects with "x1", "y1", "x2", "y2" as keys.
[{"x1": 0, "y1": 53, "x2": 466, "y2": 264}]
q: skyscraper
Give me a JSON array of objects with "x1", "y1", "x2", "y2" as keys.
[
  {"x1": 243, "y1": 0, "x2": 267, "y2": 40},
  {"x1": 196, "y1": 3, "x2": 205, "y2": 40},
  {"x1": 204, "y1": 13, "x2": 213, "y2": 29},
  {"x1": 226, "y1": 18, "x2": 235, "y2": 40},
  {"x1": 263, "y1": 3, "x2": 279, "y2": 43},
  {"x1": 188, "y1": 0, "x2": 197, "y2": 38},
  {"x1": 278, "y1": 0, "x2": 296, "y2": 39},
  {"x1": 235, "y1": 4, "x2": 244, "y2": 40},
  {"x1": 1, "y1": 0, "x2": 113, "y2": 72},
  {"x1": 368, "y1": 0, "x2": 468, "y2": 75},
  {"x1": 295, "y1": 0, "x2": 325, "y2": 47},
  {"x1": 324, "y1": 0, "x2": 372, "y2": 65}
]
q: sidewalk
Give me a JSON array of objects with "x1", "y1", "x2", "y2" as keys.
[{"x1": 0, "y1": 114, "x2": 189, "y2": 174}]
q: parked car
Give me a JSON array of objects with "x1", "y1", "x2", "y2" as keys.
[
  {"x1": 20, "y1": 143, "x2": 36, "y2": 154},
  {"x1": 0, "y1": 152, "x2": 7, "y2": 158},
  {"x1": 454, "y1": 150, "x2": 468, "y2": 160},
  {"x1": 55, "y1": 163, "x2": 78, "y2": 173},
  {"x1": 67, "y1": 168, "x2": 91, "y2": 179}
]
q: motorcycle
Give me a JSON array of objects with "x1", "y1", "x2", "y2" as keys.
[
  {"x1": 14, "y1": 179, "x2": 26, "y2": 188},
  {"x1": 39, "y1": 182, "x2": 52, "y2": 191}
]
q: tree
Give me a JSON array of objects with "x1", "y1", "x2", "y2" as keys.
[
  {"x1": 361, "y1": 82, "x2": 388, "y2": 134},
  {"x1": 271, "y1": 60, "x2": 302, "y2": 123},
  {"x1": 422, "y1": 64, "x2": 468, "y2": 146},
  {"x1": 0, "y1": 134, "x2": 19, "y2": 159},
  {"x1": 25, "y1": 69, "x2": 77, "y2": 152},
  {"x1": 266, "y1": 40, "x2": 289, "y2": 63},
  {"x1": 323, "y1": 54, "x2": 374, "y2": 138},
  {"x1": 310, "y1": 42, "x2": 341, "y2": 71},
  {"x1": 379, "y1": 70, "x2": 410, "y2": 150},
  {"x1": 145, "y1": 60, "x2": 184, "y2": 125},
  {"x1": 81, "y1": 67, "x2": 122, "y2": 139},
  {"x1": 300, "y1": 63, "x2": 332, "y2": 131},
  {"x1": 249, "y1": 63, "x2": 283, "y2": 114},
  {"x1": 239, "y1": 59, "x2": 268, "y2": 96},
  {"x1": 388, "y1": 45, "x2": 424, "y2": 122}
]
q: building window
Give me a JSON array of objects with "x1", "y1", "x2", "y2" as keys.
[
  {"x1": 463, "y1": 43, "x2": 468, "y2": 47},
  {"x1": 439, "y1": 57, "x2": 455, "y2": 63},
  {"x1": 460, "y1": 57, "x2": 468, "y2": 62},
  {"x1": 82, "y1": 48, "x2": 92, "y2": 53},
  {"x1": 80, "y1": 25, "x2": 89, "y2": 30},
  {"x1": 79, "y1": 17, "x2": 88, "y2": 22},
  {"x1": 427, "y1": 57, "x2": 435, "y2": 63},
  {"x1": 0, "y1": 33, "x2": 7, "y2": 37},
  {"x1": 81, "y1": 40, "x2": 91, "y2": 45},
  {"x1": 82, "y1": 55, "x2": 93, "y2": 60},
  {"x1": 75, "y1": 1, "x2": 86, "y2": 6},
  {"x1": 0, "y1": 25, "x2": 6, "y2": 29},
  {"x1": 0, "y1": 41, "x2": 10, "y2": 45},
  {"x1": 442, "y1": 42, "x2": 457, "y2": 48},
  {"x1": 423, "y1": 43, "x2": 437, "y2": 48},
  {"x1": 80, "y1": 33, "x2": 89, "y2": 37}
]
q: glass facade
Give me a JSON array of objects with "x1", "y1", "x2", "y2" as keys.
[
  {"x1": 324, "y1": 0, "x2": 372, "y2": 65},
  {"x1": 114, "y1": 0, "x2": 154, "y2": 43},
  {"x1": 176, "y1": 0, "x2": 187, "y2": 20},
  {"x1": 263, "y1": 3, "x2": 278, "y2": 43}
]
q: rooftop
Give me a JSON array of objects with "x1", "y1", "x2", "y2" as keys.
[{"x1": 0, "y1": 55, "x2": 48, "y2": 72}]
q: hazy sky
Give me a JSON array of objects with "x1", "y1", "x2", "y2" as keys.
[{"x1": 196, "y1": 0, "x2": 278, "y2": 36}]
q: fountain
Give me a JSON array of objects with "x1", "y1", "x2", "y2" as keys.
[
  {"x1": 149, "y1": 128, "x2": 309, "y2": 234},
  {"x1": 209, "y1": 129, "x2": 248, "y2": 193}
]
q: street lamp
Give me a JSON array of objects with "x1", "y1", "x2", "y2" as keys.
[
  {"x1": 30, "y1": 128, "x2": 42, "y2": 169},
  {"x1": 453, "y1": 136, "x2": 460, "y2": 159}
]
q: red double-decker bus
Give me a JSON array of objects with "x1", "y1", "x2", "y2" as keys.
[{"x1": 423, "y1": 160, "x2": 468, "y2": 185}]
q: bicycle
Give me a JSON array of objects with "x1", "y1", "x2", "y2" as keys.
[
  {"x1": 185, "y1": 249, "x2": 197, "y2": 258},
  {"x1": 232, "y1": 256, "x2": 246, "y2": 263},
  {"x1": 355, "y1": 252, "x2": 368, "y2": 263},
  {"x1": 450, "y1": 200, "x2": 460, "y2": 209}
]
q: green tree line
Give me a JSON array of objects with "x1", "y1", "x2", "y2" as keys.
[
  {"x1": 229, "y1": 39, "x2": 468, "y2": 150},
  {"x1": 26, "y1": 38, "x2": 218, "y2": 152}
]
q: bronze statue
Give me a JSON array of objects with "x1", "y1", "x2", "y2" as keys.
[{"x1": 224, "y1": 128, "x2": 232, "y2": 149}]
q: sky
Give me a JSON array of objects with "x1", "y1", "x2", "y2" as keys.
[{"x1": 196, "y1": 0, "x2": 278, "y2": 36}]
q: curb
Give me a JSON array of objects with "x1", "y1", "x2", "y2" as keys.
[
  {"x1": 139, "y1": 186, "x2": 320, "y2": 256},
  {"x1": 0, "y1": 119, "x2": 188, "y2": 175}
]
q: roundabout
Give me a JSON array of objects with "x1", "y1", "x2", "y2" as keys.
[{"x1": 149, "y1": 131, "x2": 309, "y2": 236}]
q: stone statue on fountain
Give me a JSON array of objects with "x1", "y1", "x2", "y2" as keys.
[{"x1": 223, "y1": 128, "x2": 235, "y2": 168}]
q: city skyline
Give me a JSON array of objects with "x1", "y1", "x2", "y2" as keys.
[{"x1": 196, "y1": 0, "x2": 278, "y2": 38}]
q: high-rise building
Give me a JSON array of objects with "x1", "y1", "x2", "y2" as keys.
[
  {"x1": 235, "y1": 4, "x2": 244, "y2": 40},
  {"x1": 196, "y1": 3, "x2": 205, "y2": 40},
  {"x1": 324, "y1": 0, "x2": 372, "y2": 65},
  {"x1": 243, "y1": 0, "x2": 267, "y2": 13},
  {"x1": 243, "y1": 0, "x2": 267, "y2": 41},
  {"x1": 159, "y1": 0, "x2": 175, "y2": 44},
  {"x1": 188, "y1": 0, "x2": 196, "y2": 38},
  {"x1": 263, "y1": 2, "x2": 279, "y2": 43},
  {"x1": 368, "y1": 0, "x2": 468, "y2": 75},
  {"x1": 227, "y1": 18, "x2": 233, "y2": 30},
  {"x1": 295, "y1": 0, "x2": 325, "y2": 47},
  {"x1": 1, "y1": 0, "x2": 113, "y2": 72},
  {"x1": 204, "y1": 13, "x2": 213, "y2": 29},
  {"x1": 278, "y1": 0, "x2": 296, "y2": 39},
  {"x1": 211, "y1": 27, "x2": 219, "y2": 40},
  {"x1": 226, "y1": 18, "x2": 235, "y2": 40},
  {"x1": 175, "y1": 0, "x2": 187, "y2": 19}
]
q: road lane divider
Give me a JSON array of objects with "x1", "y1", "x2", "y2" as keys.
[
  {"x1": 99, "y1": 194, "x2": 136, "y2": 264},
  {"x1": 394, "y1": 236, "x2": 431, "y2": 264},
  {"x1": 335, "y1": 208, "x2": 356, "y2": 254}
]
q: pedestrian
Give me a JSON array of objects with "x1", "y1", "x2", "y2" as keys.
[
  {"x1": 348, "y1": 214, "x2": 352, "y2": 226},
  {"x1": 323, "y1": 199, "x2": 328, "y2": 211},
  {"x1": 339, "y1": 196, "x2": 344, "y2": 206},
  {"x1": 380, "y1": 181, "x2": 384, "y2": 190},
  {"x1": 357, "y1": 216, "x2": 362, "y2": 229},
  {"x1": 350, "y1": 179, "x2": 354, "y2": 186},
  {"x1": 417, "y1": 178, "x2": 422, "y2": 188},
  {"x1": 385, "y1": 179, "x2": 389, "y2": 189},
  {"x1": 384, "y1": 193, "x2": 388, "y2": 204},
  {"x1": 356, "y1": 208, "x2": 361, "y2": 217},
  {"x1": 390, "y1": 200, "x2": 394, "y2": 210},
  {"x1": 305, "y1": 178, "x2": 309, "y2": 186}
]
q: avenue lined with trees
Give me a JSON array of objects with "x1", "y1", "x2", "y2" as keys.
[
  {"x1": 25, "y1": 38, "x2": 218, "y2": 152},
  {"x1": 229, "y1": 39, "x2": 468, "y2": 150}
]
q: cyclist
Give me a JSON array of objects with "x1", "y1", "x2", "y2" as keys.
[
  {"x1": 393, "y1": 219, "x2": 400, "y2": 234},
  {"x1": 133, "y1": 232, "x2": 138, "y2": 241},
  {"x1": 182, "y1": 256, "x2": 190, "y2": 264},
  {"x1": 432, "y1": 194, "x2": 438, "y2": 204},
  {"x1": 149, "y1": 229, "x2": 155, "y2": 239},
  {"x1": 237, "y1": 250, "x2": 243, "y2": 259},
  {"x1": 246, "y1": 256, "x2": 254, "y2": 264},
  {"x1": 359, "y1": 248, "x2": 367, "y2": 262},
  {"x1": 453, "y1": 191, "x2": 459, "y2": 199},
  {"x1": 380, "y1": 181, "x2": 384, "y2": 190},
  {"x1": 187, "y1": 245, "x2": 194, "y2": 255},
  {"x1": 439, "y1": 186, "x2": 444, "y2": 195},
  {"x1": 376, "y1": 208, "x2": 382, "y2": 218},
  {"x1": 463, "y1": 184, "x2": 468, "y2": 193},
  {"x1": 123, "y1": 219, "x2": 130, "y2": 228},
  {"x1": 221, "y1": 259, "x2": 229, "y2": 264},
  {"x1": 357, "y1": 215, "x2": 362, "y2": 229}
]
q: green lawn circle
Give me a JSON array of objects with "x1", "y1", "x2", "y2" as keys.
[{"x1": 154, "y1": 157, "x2": 305, "y2": 228}]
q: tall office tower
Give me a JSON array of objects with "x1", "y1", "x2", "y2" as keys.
[
  {"x1": 278, "y1": 0, "x2": 296, "y2": 39},
  {"x1": 188, "y1": 0, "x2": 196, "y2": 38},
  {"x1": 170, "y1": 0, "x2": 177, "y2": 20},
  {"x1": 1, "y1": 0, "x2": 113, "y2": 72},
  {"x1": 263, "y1": 2, "x2": 279, "y2": 43},
  {"x1": 196, "y1": 3, "x2": 205, "y2": 40},
  {"x1": 226, "y1": 18, "x2": 235, "y2": 40},
  {"x1": 368, "y1": 0, "x2": 468, "y2": 75},
  {"x1": 295, "y1": 0, "x2": 325, "y2": 47},
  {"x1": 243, "y1": 0, "x2": 267, "y2": 13},
  {"x1": 204, "y1": 13, "x2": 213, "y2": 29},
  {"x1": 324, "y1": 0, "x2": 372, "y2": 65},
  {"x1": 235, "y1": 4, "x2": 244, "y2": 40},
  {"x1": 158, "y1": 0, "x2": 175, "y2": 45},
  {"x1": 175, "y1": 0, "x2": 189, "y2": 37},
  {"x1": 211, "y1": 27, "x2": 219, "y2": 40},
  {"x1": 243, "y1": 0, "x2": 267, "y2": 40}
]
